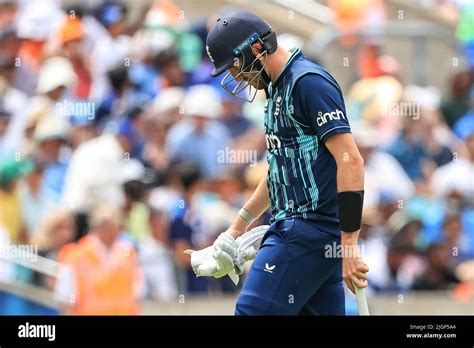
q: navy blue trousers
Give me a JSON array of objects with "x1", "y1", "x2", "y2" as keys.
[{"x1": 235, "y1": 218, "x2": 345, "y2": 315}]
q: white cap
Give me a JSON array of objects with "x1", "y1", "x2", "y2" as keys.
[
  {"x1": 184, "y1": 84, "x2": 222, "y2": 118},
  {"x1": 120, "y1": 159, "x2": 145, "y2": 183},
  {"x1": 34, "y1": 115, "x2": 70, "y2": 143},
  {"x1": 131, "y1": 29, "x2": 174, "y2": 60},
  {"x1": 37, "y1": 57, "x2": 76, "y2": 94},
  {"x1": 403, "y1": 85, "x2": 441, "y2": 112},
  {"x1": 153, "y1": 87, "x2": 185, "y2": 114},
  {"x1": 147, "y1": 187, "x2": 180, "y2": 213}
]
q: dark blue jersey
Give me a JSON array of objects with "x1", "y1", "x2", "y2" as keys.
[{"x1": 264, "y1": 48, "x2": 351, "y2": 236}]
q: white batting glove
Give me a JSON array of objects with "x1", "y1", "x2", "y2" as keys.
[{"x1": 185, "y1": 232, "x2": 237, "y2": 279}]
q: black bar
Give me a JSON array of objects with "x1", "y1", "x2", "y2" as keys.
[{"x1": 0, "y1": 316, "x2": 472, "y2": 347}]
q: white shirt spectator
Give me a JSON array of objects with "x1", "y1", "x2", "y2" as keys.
[
  {"x1": 61, "y1": 133, "x2": 125, "y2": 213},
  {"x1": 364, "y1": 151, "x2": 415, "y2": 208},
  {"x1": 90, "y1": 33, "x2": 131, "y2": 101},
  {"x1": 139, "y1": 235, "x2": 178, "y2": 302},
  {"x1": 431, "y1": 158, "x2": 474, "y2": 200},
  {"x1": 1, "y1": 84, "x2": 29, "y2": 157}
]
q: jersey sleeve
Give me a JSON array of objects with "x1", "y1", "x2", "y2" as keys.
[{"x1": 293, "y1": 73, "x2": 351, "y2": 142}]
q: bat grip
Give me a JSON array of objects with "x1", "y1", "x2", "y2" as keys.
[{"x1": 354, "y1": 286, "x2": 370, "y2": 315}]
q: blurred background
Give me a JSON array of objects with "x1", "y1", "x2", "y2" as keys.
[{"x1": 0, "y1": 0, "x2": 473, "y2": 315}]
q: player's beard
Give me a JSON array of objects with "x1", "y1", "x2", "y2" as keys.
[{"x1": 241, "y1": 70, "x2": 268, "y2": 90}]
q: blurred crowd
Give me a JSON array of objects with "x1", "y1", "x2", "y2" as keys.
[{"x1": 0, "y1": 0, "x2": 473, "y2": 314}]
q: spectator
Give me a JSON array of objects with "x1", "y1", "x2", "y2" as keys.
[
  {"x1": 17, "y1": 159, "x2": 53, "y2": 238},
  {"x1": 453, "y1": 260, "x2": 474, "y2": 302},
  {"x1": 0, "y1": 156, "x2": 35, "y2": 243},
  {"x1": 0, "y1": 106, "x2": 12, "y2": 159},
  {"x1": 139, "y1": 203, "x2": 178, "y2": 301},
  {"x1": 24, "y1": 56, "x2": 76, "y2": 154},
  {"x1": 441, "y1": 214, "x2": 474, "y2": 262},
  {"x1": 33, "y1": 116, "x2": 70, "y2": 202},
  {"x1": 150, "y1": 86, "x2": 185, "y2": 127},
  {"x1": 68, "y1": 114, "x2": 97, "y2": 150},
  {"x1": 90, "y1": 2, "x2": 131, "y2": 100},
  {"x1": 440, "y1": 70, "x2": 472, "y2": 128},
  {"x1": 142, "y1": 87, "x2": 185, "y2": 174},
  {"x1": 169, "y1": 163, "x2": 210, "y2": 294},
  {"x1": 383, "y1": 237, "x2": 424, "y2": 292},
  {"x1": 166, "y1": 84, "x2": 231, "y2": 179},
  {"x1": 60, "y1": 116, "x2": 143, "y2": 238},
  {"x1": 402, "y1": 86, "x2": 454, "y2": 170},
  {"x1": 29, "y1": 209, "x2": 75, "y2": 289},
  {"x1": 388, "y1": 117, "x2": 433, "y2": 182},
  {"x1": 15, "y1": 1, "x2": 64, "y2": 95},
  {"x1": 121, "y1": 159, "x2": 151, "y2": 243},
  {"x1": 219, "y1": 93, "x2": 253, "y2": 139},
  {"x1": 359, "y1": 208, "x2": 390, "y2": 292},
  {"x1": 96, "y1": 64, "x2": 144, "y2": 126},
  {"x1": 0, "y1": 58, "x2": 29, "y2": 158},
  {"x1": 352, "y1": 121, "x2": 414, "y2": 209},
  {"x1": 431, "y1": 124, "x2": 474, "y2": 203},
  {"x1": 57, "y1": 16, "x2": 92, "y2": 99},
  {"x1": 412, "y1": 243, "x2": 460, "y2": 291},
  {"x1": 154, "y1": 48, "x2": 187, "y2": 90},
  {"x1": 453, "y1": 86, "x2": 474, "y2": 140},
  {"x1": 55, "y1": 204, "x2": 143, "y2": 315},
  {"x1": 218, "y1": 91, "x2": 265, "y2": 169},
  {"x1": 0, "y1": 25, "x2": 33, "y2": 97}
]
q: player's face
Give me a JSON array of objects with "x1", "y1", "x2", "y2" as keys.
[{"x1": 220, "y1": 56, "x2": 266, "y2": 102}]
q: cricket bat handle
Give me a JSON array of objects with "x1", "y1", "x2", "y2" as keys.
[{"x1": 354, "y1": 286, "x2": 369, "y2": 315}]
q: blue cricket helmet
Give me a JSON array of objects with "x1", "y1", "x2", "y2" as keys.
[{"x1": 206, "y1": 11, "x2": 272, "y2": 77}]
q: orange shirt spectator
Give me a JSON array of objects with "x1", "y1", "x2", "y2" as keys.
[{"x1": 55, "y1": 205, "x2": 143, "y2": 315}]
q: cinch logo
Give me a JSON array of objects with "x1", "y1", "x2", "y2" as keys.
[
  {"x1": 265, "y1": 133, "x2": 281, "y2": 150},
  {"x1": 316, "y1": 109, "x2": 346, "y2": 126}
]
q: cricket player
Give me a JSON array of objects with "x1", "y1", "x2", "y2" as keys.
[{"x1": 189, "y1": 11, "x2": 369, "y2": 315}]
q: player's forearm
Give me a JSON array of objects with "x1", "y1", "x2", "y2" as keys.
[
  {"x1": 336, "y1": 153, "x2": 364, "y2": 243},
  {"x1": 336, "y1": 151, "x2": 364, "y2": 192},
  {"x1": 228, "y1": 175, "x2": 270, "y2": 238}
]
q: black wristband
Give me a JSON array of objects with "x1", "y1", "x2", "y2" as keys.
[{"x1": 337, "y1": 190, "x2": 364, "y2": 232}]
